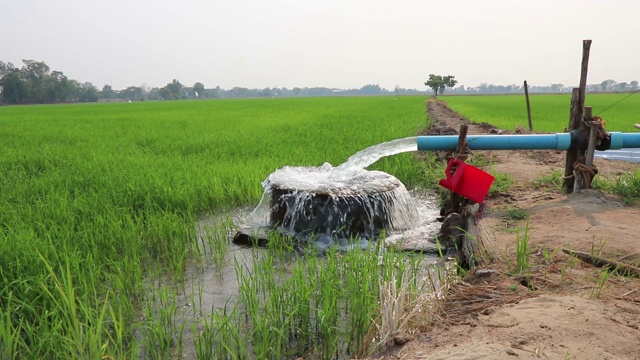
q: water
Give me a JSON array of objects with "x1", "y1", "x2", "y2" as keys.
[
  {"x1": 250, "y1": 137, "x2": 424, "y2": 243},
  {"x1": 336, "y1": 136, "x2": 418, "y2": 171}
]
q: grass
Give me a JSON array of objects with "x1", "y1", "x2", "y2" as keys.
[
  {"x1": 441, "y1": 93, "x2": 640, "y2": 133},
  {"x1": 515, "y1": 221, "x2": 531, "y2": 275},
  {"x1": 0, "y1": 96, "x2": 438, "y2": 358}
]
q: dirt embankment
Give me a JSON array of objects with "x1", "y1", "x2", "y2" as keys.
[{"x1": 374, "y1": 100, "x2": 640, "y2": 360}]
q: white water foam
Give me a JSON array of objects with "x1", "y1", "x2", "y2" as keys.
[{"x1": 250, "y1": 136, "x2": 434, "y2": 245}]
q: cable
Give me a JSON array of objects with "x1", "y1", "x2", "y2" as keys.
[{"x1": 595, "y1": 88, "x2": 640, "y2": 116}]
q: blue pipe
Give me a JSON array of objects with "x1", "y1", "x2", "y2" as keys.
[{"x1": 416, "y1": 132, "x2": 640, "y2": 151}]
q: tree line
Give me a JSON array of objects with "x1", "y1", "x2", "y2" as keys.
[
  {"x1": 1, "y1": 59, "x2": 639, "y2": 105},
  {"x1": 0, "y1": 60, "x2": 99, "y2": 104},
  {"x1": 446, "y1": 80, "x2": 639, "y2": 94},
  {"x1": 0, "y1": 60, "x2": 427, "y2": 105}
]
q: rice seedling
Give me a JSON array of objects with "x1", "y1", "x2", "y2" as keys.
[
  {"x1": 515, "y1": 221, "x2": 532, "y2": 275},
  {"x1": 590, "y1": 268, "x2": 613, "y2": 299}
]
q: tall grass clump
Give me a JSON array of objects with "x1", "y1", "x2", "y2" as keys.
[
  {"x1": 0, "y1": 96, "x2": 432, "y2": 358},
  {"x1": 198, "y1": 234, "x2": 434, "y2": 359}
]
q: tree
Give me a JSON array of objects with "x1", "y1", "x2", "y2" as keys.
[
  {"x1": 165, "y1": 79, "x2": 183, "y2": 100},
  {"x1": 75, "y1": 82, "x2": 98, "y2": 102},
  {"x1": 0, "y1": 69, "x2": 28, "y2": 104},
  {"x1": 120, "y1": 86, "x2": 142, "y2": 100},
  {"x1": 425, "y1": 74, "x2": 457, "y2": 97},
  {"x1": 359, "y1": 84, "x2": 382, "y2": 95},
  {"x1": 193, "y1": 82, "x2": 205, "y2": 98},
  {"x1": 630, "y1": 81, "x2": 639, "y2": 91},
  {"x1": 22, "y1": 60, "x2": 51, "y2": 103},
  {"x1": 600, "y1": 79, "x2": 616, "y2": 92},
  {"x1": 615, "y1": 82, "x2": 628, "y2": 92},
  {"x1": 550, "y1": 83, "x2": 564, "y2": 92},
  {"x1": 100, "y1": 84, "x2": 117, "y2": 100}
]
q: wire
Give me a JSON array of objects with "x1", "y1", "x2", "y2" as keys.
[{"x1": 595, "y1": 88, "x2": 640, "y2": 116}]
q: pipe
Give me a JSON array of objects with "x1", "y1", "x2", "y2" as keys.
[{"x1": 416, "y1": 132, "x2": 640, "y2": 152}]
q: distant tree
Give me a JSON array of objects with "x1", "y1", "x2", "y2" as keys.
[
  {"x1": 425, "y1": 74, "x2": 457, "y2": 97},
  {"x1": 22, "y1": 60, "x2": 50, "y2": 102},
  {"x1": 630, "y1": 80, "x2": 639, "y2": 91},
  {"x1": 120, "y1": 86, "x2": 142, "y2": 100},
  {"x1": 600, "y1": 79, "x2": 616, "y2": 92},
  {"x1": 550, "y1": 83, "x2": 564, "y2": 92},
  {"x1": 0, "y1": 69, "x2": 28, "y2": 104},
  {"x1": 100, "y1": 84, "x2": 117, "y2": 100},
  {"x1": 146, "y1": 87, "x2": 161, "y2": 100},
  {"x1": 211, "y1": 85, "x2": 221, "y2": 98},
  {"x1": 193, "y1": 82, "x2": 205, "y2": 98},
  {"x1": 44, "y1": 70, "x2": 74, "y2": 102},
  {"x1": 165, "y1": 79, "x2": 183, "y2": 100},
  {"x1": 615, "y1": 82, "x2": 628, "y2": 92},
  {"x1": 261, "y1": 87, "x2": 273, "y2": 97},
  {"x1": 359, "y1": 84, "x2": 382, "y2": 95},
  {"x1": 0, "y1": 61, "x2": 17, "y2": 78},
  {"x1": 158, "y1": 87, "x2": 173, "y2": 100},
  {"x1": 75, "y1": 82, "x2": 99, "y2": 102}
]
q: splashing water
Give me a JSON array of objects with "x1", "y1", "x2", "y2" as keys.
[{"x1": 250, "y1": 137, "x2": 423, "y2": 242}]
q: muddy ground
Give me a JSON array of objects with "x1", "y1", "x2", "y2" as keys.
[{"x1": 371, "y1": 100, "x2": 640, "y2": 360}]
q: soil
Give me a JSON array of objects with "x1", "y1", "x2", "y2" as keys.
[{"x1": 371, "y1": 100, "x2": 640, "y2": 360}]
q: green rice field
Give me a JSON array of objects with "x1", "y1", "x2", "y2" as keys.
[
  {"x1": 1, "y1": 94, "x2": 638, "y2": 359},
  {"x1": 0, "y1": 96, "x2": 435, "y2": 359},
  {"x1": 441, "y1": 93, "x2": 640, "y2": 133}
]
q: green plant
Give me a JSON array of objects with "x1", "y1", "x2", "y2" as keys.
[
  {"x1": 533, "y1": 170, "x2": 564, "y2": 190},
  {"x1": 515, "y1": 220, "x2": 532, "y2": 275},
  {"x1": 505, "y1": 208, "x2": 528, "y2": 221},
  {"x1": 590, "y1": 238, "x2": 609, "y2": 258},
  {"x1": 590, "y1": 268, "x2": 613, "y2": 299},
  {"x1": 488, "y1": 172, "x2": 515, "y2": 194},
  {"x1": 541, "y1": 246, "x2": 560, "y2": 265}
]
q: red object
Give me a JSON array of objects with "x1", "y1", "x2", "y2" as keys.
[{"x1": 439, "y1": 159, "x2": 495, "y2": 203}]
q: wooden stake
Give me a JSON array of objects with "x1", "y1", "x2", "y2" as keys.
[
  {"x1": 524, "y1": 80, "x2": 532, "y2": 131},
  {"x1": 564, "y1": 40, "x2": 592, "y2": 193},
  {"x1": 450, "y1": 124, "x2": 469, "y2": 214},
  {"x1": 564, "y1": 88, "x2": 580, "y2": 191},
  {"x1": 584, "y1": 107, "x2": 596, "y2": 166}
]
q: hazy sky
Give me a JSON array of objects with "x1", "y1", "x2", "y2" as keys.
[{"x1": 2, "y1": 0, "x2": 638, "y2": 91}]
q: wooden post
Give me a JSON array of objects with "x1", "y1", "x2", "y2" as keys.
[
  {"x1": 450, "y1": 124, "x2": 469, "y2": 214},
  {"x1": 524, "y1": 80, "x2": 532, "y2": 131},
  {"x1": 584, "y1": 107, "x2": 595, "y2": 166},
  {"x1": 563, "y1": 40, "x2": 592, "y2": 193},
  {"x1": 564, "y1": 89, "x2": 580, "y2": 191},
  {"x1": 577, "y1": 40, "x2": 592, "y2": 121}
]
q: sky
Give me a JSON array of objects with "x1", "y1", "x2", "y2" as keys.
[{"x1": 1, "y1": 0, "x2": 638, "y2": 91}]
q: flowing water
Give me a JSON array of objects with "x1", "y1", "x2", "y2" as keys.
[{"x1": 336, "y1": 136, "x2": 418, "y2": 171}]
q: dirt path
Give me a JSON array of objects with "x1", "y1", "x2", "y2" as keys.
[{"x1": 373, "y1": 100, "x2": 640, "y2": 360}]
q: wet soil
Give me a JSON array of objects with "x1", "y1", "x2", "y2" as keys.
[{"x1": 371, "y1": 99, "x2": 640, "y2": 360}]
